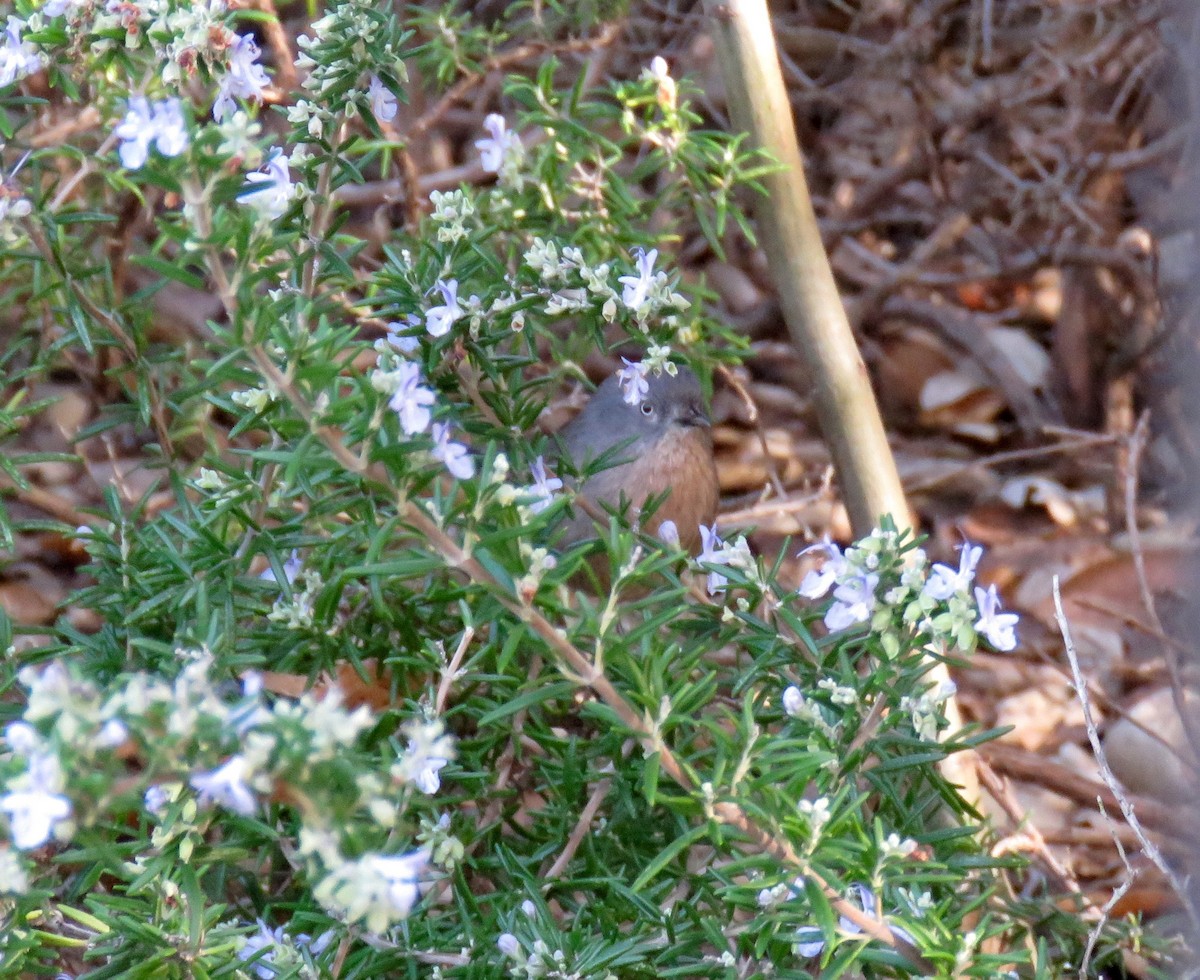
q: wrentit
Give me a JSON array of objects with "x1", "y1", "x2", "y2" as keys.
[{"x1": 552, "y1": 365, "x2": 719, "y2": 553}]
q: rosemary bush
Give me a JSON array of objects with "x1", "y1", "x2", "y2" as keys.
[{"x1": 0, "y1": 1, "x2": 1161, "y2": 976}]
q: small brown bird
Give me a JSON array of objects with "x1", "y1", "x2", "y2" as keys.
[{"x1": 552, "y1": 365, "x2": 720, "y2": 553}]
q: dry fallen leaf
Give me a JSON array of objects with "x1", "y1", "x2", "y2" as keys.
[
  {"x1": 258, "y1": 658, "x2": 403, "y2": 712},
  {"x1": 999, "y1": 475, "x2": 1106, "y2": 528},
  {"x1": 0, "y1": 580, "x2": 58, "y2": 625}
]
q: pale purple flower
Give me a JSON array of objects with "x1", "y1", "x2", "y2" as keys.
[
  {"x1": 368, "y1": 74, "x2": 397, "y2": 122},
  {"x1": 497, "y1": 933, "x2": 522, "y2": 959},
  {"x1": 974, "y1": 584, "x2": 1019, "y2": 651},
  {"x1": 304, "y1": 930, "x2": 335, "y2": 956},
  {"x1": 2, "y1": 749, "x2": 70, "y2": 849},
  {"x1": 4, "y1": 722, "x2": 38, "y2": 755},
  {"x1": 923, "y1": 542, "x2": 981, "y2": 601},
  {"x1": 794, "y1": 926, "x2": 825, "y2": 958},
  {"x1": 319, "y1": 846, "x2": 433, "y2": 931},
  {"x1": 190, "y1": 755, "x2": 257, "y2": 816},
  {"x1": 793, "y1": 884, "x2": 874, "y2": 959},
  {"x1": 238, "y1": 148, "x2": 295, "y2": 220},
  {"x1": 618, "y1": 247, "x2": 658, "y2": 311},
  {"x1": 839, "y1": 883, "x2": 876, "y2": 933},
  {"x1": 151, "y1": 98, "x2": 188, "y2": 156},
  {"x1": 410, "y1": 752, "x2": 449, "y2": 795},
  {"x1": 144, "y1": 784, "x2": 170, "y2": 815},
  {"x1": 260, "y1": 549, "x2": 303, "y2": 585},
  {"x1": 398, "y1": 719, "x2": 455, "y2": 795},
  {"x1": 657, "y1": 519, "x2": 680, "y2": 547},
  {"x1": 44, "y1": 0, "x2": 82, "y2": 16},
  {"x1": 796, "y1": 535, "x2": 879, "y2": 630},
  {"x1": 1, "y1": 786, "x2": 70, "y2": 849},
  {"x1": 368, "y1": 848, "x2": 428, "y2": 918},
  {"x1": 115, "y1": 96, "x2": 189, "y2": 169},
  {"x1": 526, "y1": 456, "x2": 563, "y2": 515},
  {"x1": 96, "y1": 719, "x2": 128, "y2": 748},
  {"x1": 425, "y1": 279, "x2": 463, "y2": 337},
  {"x1": 431, "y1": 422, "x2": 475, "y2": 480},
  {"x1": 698, "y1": 523, "x2": 731, "y2": 595},
  {"x1": 385, "y1": 316, "x2": 421, "y2": 354},
  {"x1": 230, "y1": 673, "x2": 272, "y2": 736},
  {"x1": 615, "y1": 358, "x2": 649, "y2": 406},
  {"x1": 758, "y1": 874, "x2": 806, "y2": 909},
  {"x1": 796, "y1": 884, "x2": 917, "y2": 958},
  {"x1": 239, "y1": 920, "x2": 334, "y2": 979},
  {"x1": 242, "y1": 672, "x2": 263, "y2": 698},
  {"x1": 824, "y1": 570, "x2": 879, "y2": 631},
  {"x1": 781, "y1": 686, "x2": 804, "y2": 717},
  {"x1": 388, "y1": 360, "x2": 435, "y2": 435},
  {"x1": 797, "y1": 536, "x2": 845, "y2": 599},
  {"x1": 214, "y1": 32, "x2": 270, "y2": 122},
  {"x1": 475, "y1": 113, "x2": 519, "y2": 173},
  {"x1": 0, "y1": 18, "x2": 43, "y2": 88},
  {"x1": 239, "y1": 921, "x2": 285, "y2": 979}
]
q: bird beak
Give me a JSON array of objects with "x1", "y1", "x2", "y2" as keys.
[{"x1": 679, "y1": 403, "x2": 710, "y2": 428}]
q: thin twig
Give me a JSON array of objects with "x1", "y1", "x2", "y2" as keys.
[
  {"x1": 1121, "y1": 411, "x2": 1200, "y2": 759},
  {"x1": 50, "y1": 131, "x2": 118, "y2": 212},
  {"x1": 299, "y1": 121, "x2": 347, "y2": 332},
  {"x1": 976, "y1": 756, "x2": 1080, "y2": 895},
  {"x1": 1053, "y1": 576, "x2": 1200, "y2": 933},
  {"x1": 717, "y1": 470, "x2": 833, "y2": 529},
  {"x1": 902, "y1": 432, "x2": 1120, "y2": 495},
  {"x1": 434, "y1": 627, "x2": 474, "y2": 716},
  {"x1": 980, "y1": 741, "x2": 1194, "y2": 839},
  {"x1": 0, "y1": 477, "x2": 92, "y2": 528},
  {"x1": 715, "y1": 364, "x2": 786, "y2": 499},
  {"x1": 455, "y1": 361, "x2": 507, "y2": 431},
  {"x1": 1079, "y1": 802, "x2": 1138, "y2": 980},
  {"x1": 30, "y1": 106, "x2": 102, "y2": 148},
  {"x1": 542, "y1": 775, "x2": 612, "y2": 880},
  {"x1": 845, "y1": 693, "x2": 887, "y2": 758}
]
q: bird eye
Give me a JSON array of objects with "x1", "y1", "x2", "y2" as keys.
[{"x1": 640, "y1": 402, "x2": 654, "y2": 416}]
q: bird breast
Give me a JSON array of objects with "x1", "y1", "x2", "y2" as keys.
[{"x1": 578, "y1": 425, "x2": 718, "y2": 553}]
